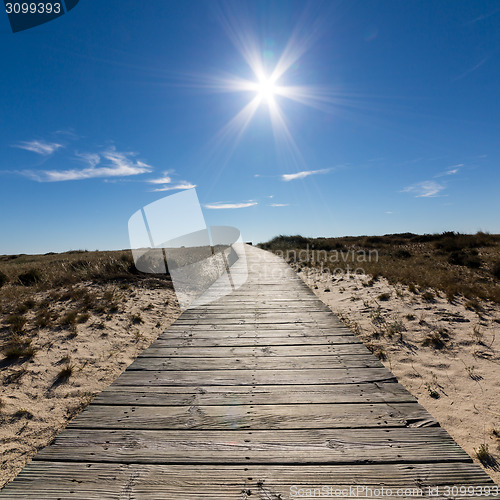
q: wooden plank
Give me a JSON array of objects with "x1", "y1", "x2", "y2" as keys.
[
  {"x1": 112, "y1": 367, "x2": 396, "y2": 386},
  {"x1": 153, "y1": 336, "x2": 362, "y2": 347},
  {"x1": 128, "y1": 354, "x2": 383, "y2": 371},
  {"x1": 141, "y1": 344, "x2": 372, "y2": 357},
  {"x1": 162, "y1": 325, "x2": 354, "y2": 334},
  {"x1": 92, "y1": 382, "x2": 417, "y2": 406},
  {"x1": 3, "y1": 462, "x2": 499, "y2": 500},
  {"x1": 33, "y1": 428, "x2": 471, "y2": 465},
  {"x1": 67, "y1": 402, "x2": 436, "y2": 430}
]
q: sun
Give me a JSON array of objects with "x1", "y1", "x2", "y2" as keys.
[
  {"x1": 198, "y1": 8, "x2": 340, "y2": 165},
  {"x1": 256, "y1": 76, "x2": 277, "y2": 102}
]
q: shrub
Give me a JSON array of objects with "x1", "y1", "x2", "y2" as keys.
[
  {"x1": 395, "y1": 249, "x2": 412, "y2": 259},
  {"x1": 60, "y1": 310, "x2": 78, "y2": 326},
  {"x1": 493, "y1": 261, "x2": 500, "y2": 280},
  {"x1": 0, "y1": 270, "x2": 8, "y2": 288},
  {"x1": 77, "y1": 312, "x2": 90, "y2": 324},
  {"x1": 465, "y1": 299, "x2": 482, "y2": 313},
  {"x1": 6, "y1": 314, "x2": 27, "y2": 334},
  {"x1": 35, "y1": 310, "x2": 53, "y2": 329},
  {"x1": 465, "y1": 255, "x2": 482, "y2": 269},
  {"x1": 3, "y1": 343, "x2": 36, "y2": 361},
  {"x1": 18, "y1": 268, "x2": 43, "y2": 286},
  {"x1": 377, "y1": 293, "x2": 391, "y2": 301},
  {"x1": 422, "y1": 291, "x2": 435, "y2": 302}
]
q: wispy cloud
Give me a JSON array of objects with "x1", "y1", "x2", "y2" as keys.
[
  {"x1": 465, "y1": 7, "x2": 500, "y2": 25},
  {"x1": 435, "y1": 164, "x2": 463, "y2": 177},
  {"x1": 152, "y1": 182, "x2": 196, "y2": 192},
  {"x1": 281, "y1": 168, "x2": 330, "y2": 181},
  {"x1": 269, "y1": 203, "x2": 289, "y2": 207},
  {"x1": 385, "y1": 211, "x2": 393, "y2": 214},
  {"x1": 22, "y1": 147, "x2": 152, "y2": 182},
  {"x1": 13, "y1": 140, "x2": 63, "y2": 156},
  {"x1": 147, "y1": 175, "x2": 173, "y2": 184},
  {"x1": 204, "y1": 201, "x2": 258, "y2": 209},
  {"x1": 402, "y1": 180, "x2": 445, "y2": 198},
  {"x1": 453, "y1": 57, "x2": 488, "y2": 81},
  {"x1": 75, "y1": 152, "x2": 100, "y2": 168}
]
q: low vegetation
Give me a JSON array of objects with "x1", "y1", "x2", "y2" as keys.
[
  {"x1": 0, "y1": 249, "x2": 173, "y2": 365},
  {"x1": 259, "y1": 232, "x2": 500, "y2": 304}
]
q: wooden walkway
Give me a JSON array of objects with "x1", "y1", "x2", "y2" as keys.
[{"x1": 1, "y1": 246, "x2": 499, "y2": 498}]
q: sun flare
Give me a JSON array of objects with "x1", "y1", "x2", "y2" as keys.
[
  {"x1": 200, "y1": 8, "x2": 342, "y2": 168},
  {"x1": 256, "y1": 76, "x2": 277, "y2": 102}
]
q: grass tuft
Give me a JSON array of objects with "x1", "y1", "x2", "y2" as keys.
[
  {"x1": 14, "y1": 408, "x2": 33, "y2": 419},
  {"x1": 377, "y1": 292, "x2": 391, "y2": 301},
  {"x1": 422, "y1": 331, "x2": 446, "y2": 349},
  {"x1": 130, "y1": 313, "x2": 144, "y2": 325},
  {"x1": 475, "y1": 443, "x2": 497, "y2": 468},
  {"x1": 6, "y1": 314, "x2": 27, "y2": 334},
  {"x1": 56, "y1": 364, "x2": 74, "y2": 382}
]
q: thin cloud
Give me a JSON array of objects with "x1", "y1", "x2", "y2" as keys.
[
  {"x1": 148, "y1": 175, "x2": 173, "y2": 184},
  {"x1": 13, "y1": 140, "x2": 63, "y2": 156},
  {"x1": 269, "y1": 203, "x2": 289, "y2": 207},
  {"x1": 385, "y1": 211, "x2": 393, "y2": 214},
  {"x1": 281, "y1": 168, "x2": 330, "y2": 181},
  {"x1": 22, "y1": 147, "x2": 152, "y2": 182},
  {"x1": 402, "y1": 181, "x2": 445, "y2": 198},
  {"x1": 152, "y1": 182, "x2": 196, "y2": 192},
  {"x1": 435, "y1": 164, "x2": 463, "y2": 177},
  {"x1": 453, "y1": 57, "x2": 488, "y2": 81},
  {"x1": 204, "y1": 201, "x2": 258, "y2": 209},
  {"x1": 75, "y1": 152, "x2": 100, "y2": 168},
  {"x1": 465, "y1": 7, "x2": 500, "y2": 25}
]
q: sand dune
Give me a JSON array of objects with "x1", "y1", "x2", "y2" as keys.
[{"x1": 297, "y1": 265, "x2": 500, "y2": 485}]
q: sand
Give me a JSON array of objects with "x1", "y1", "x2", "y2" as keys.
[
  {"x1": 0, "y1": 282, "x2": 179, "y2": 488},
  {"x1": 296, "y1": 264, "x2": 500, "y2": 485}
]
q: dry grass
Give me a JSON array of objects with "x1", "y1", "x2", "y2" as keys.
[
  {"x1": 56, "y1": 364, "x2": 74, "y2": 383},
  {"x1": 259, "y1": 232, "x2": 500, "y2": 304},
  {"x1": 0, "y1": 248, "x2": 180, "y2": 489},
  {"x1": 0, "y1": 249, "x2": 173, "y2": 368}
]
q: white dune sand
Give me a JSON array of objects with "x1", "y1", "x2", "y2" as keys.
[{"x1": 297, "y1": 266, "x2": 500, "y2": 485}]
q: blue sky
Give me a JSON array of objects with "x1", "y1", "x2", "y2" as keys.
[{"x1": 1, "y1": 0, "x2": 499, "y2": 254}]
